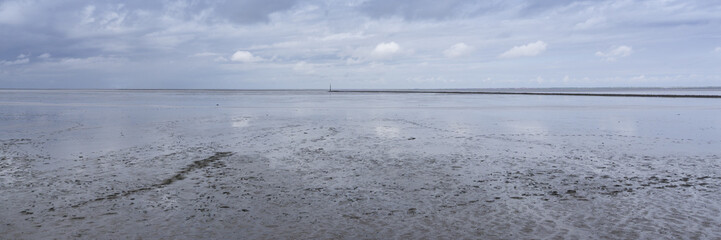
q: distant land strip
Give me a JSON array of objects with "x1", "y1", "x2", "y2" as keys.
[{"x1": 329, "y1": 90, "x2": 721, "y2": 99}]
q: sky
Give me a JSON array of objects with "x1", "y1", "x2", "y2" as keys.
[{"x1": 1, "y1": 0, "x2": 720, "y2": 89}]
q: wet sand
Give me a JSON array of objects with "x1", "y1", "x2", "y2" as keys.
[{"x1": 1, "y1": 89, "x2": 721, "y2": 239}]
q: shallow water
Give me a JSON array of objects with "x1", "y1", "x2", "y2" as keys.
[{"x1": 1, "y1": 90, "x2": 721, "y2": 239}]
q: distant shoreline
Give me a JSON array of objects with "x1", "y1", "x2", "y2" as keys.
[{"x1": 329, "y1": 90, "x2": 721, "y2": 99}]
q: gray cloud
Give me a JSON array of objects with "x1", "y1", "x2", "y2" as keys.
[
  {"x1": 357, "y1": 0, "x2": 504, "y2": 20},
  {"x1": 520, "y1": 0, "x2": 607, "y2": 15},
  {"x1": 215, "y1": 0, "x2": 300, "y2": 24}
]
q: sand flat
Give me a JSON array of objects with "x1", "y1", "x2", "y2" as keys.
[{"x1": 1, "y1": 89, "x2": 721, "y2": 239}]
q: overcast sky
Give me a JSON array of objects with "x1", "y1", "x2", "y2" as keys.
[{"x1": 1, "y1": 0, "x2": 720, "y2": 89}]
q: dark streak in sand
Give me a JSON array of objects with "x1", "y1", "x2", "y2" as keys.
[{"x1": 70, "y1": 151, "x2": 233, "y2": 208}]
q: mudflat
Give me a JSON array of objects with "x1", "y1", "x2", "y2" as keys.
[{"x1": 1, "y1": 89, "x2": 721, "y2": 239}]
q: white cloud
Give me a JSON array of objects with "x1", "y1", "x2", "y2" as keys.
[
  {"x1": 1, "y1": 54, "x2": 30, "y2": 65},
  {"x1": 499, "y1": 41, "x2": 547, "y2": 58},
  {"x1": 574, "y1": 17, "x2": 606, "y2": 30},
  {"x1": 715, "y1": 47, "x2": 721, "y2": 53},
  {"x1": 81, "y1": 5, "x2": 96, "y2": 24},
  {"x1": 316, "y1": 32, "x2": 368, "y2": 42},
  {"x1": 230, "y1": 51, "x2": 262, "y2": 63},
  {"x1": 1, "y1": 58, "x2": 29, "y2": 65},
  {"x1": 443, "y1": 43, "x2": 473, "y2": 58},
  {"x1": 22, "y1": 56, "x2": 127, "y2": 71},
  {"x1": 38, "y1": 53, "x2": 51, "y2": 59},
  {"x1": 57, "y1": 56, "x2": 126, "y2": 66},
  {"x1": 371, "y1": 42, "x2": 400, "y2": 59},
  {"x1": 596, "y1": 45, "x2": 632, "y2": 61}
]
